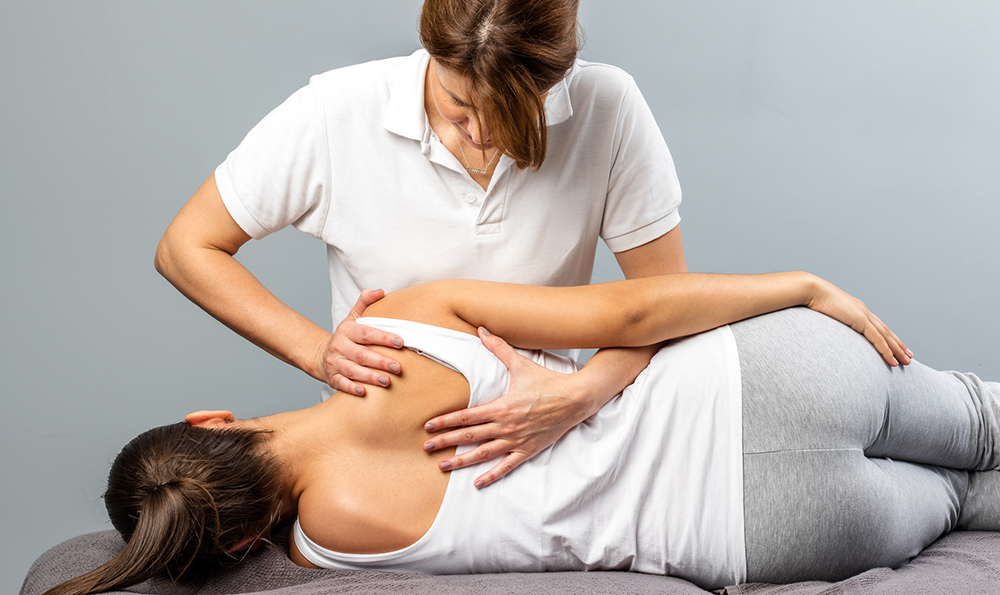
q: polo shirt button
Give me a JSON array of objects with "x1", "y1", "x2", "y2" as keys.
[{"x1": 465, "y1": 194, "x2": 477, "y2": 204}]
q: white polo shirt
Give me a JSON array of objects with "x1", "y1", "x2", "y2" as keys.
[{"x1": 216, "y1": 49, "x2": 682, "y2": 327}]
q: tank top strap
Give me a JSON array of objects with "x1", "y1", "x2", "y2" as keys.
[
  {"x1": 292, "y1": 317, "x2": 523, "y2": 572},
  {"x1": 357, "y1": 317, "x2": 509, "y2": 406}
]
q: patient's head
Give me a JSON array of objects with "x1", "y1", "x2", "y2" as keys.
[{"x1": 43, "y1": 421, "x2": 283, "y2": 595}]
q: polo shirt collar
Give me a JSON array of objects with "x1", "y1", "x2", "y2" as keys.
[
  {"x1": 543, "y1": 67, "x2": 574, "y2": 127},
  {"x1": 382, "y1": 50, "x2": 431, "y2": 142},
  {"x1": 382, "y1": 49, "x2": 576, "y2": 141}
]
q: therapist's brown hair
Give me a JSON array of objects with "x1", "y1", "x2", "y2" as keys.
[
  {"x1": 42, "y1": 423, "x2": 283, "y2": 595},
  {"x1": 420, "y1": 0, "x2": 581, "y2": 169}
]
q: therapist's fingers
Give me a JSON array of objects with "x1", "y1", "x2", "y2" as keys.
[
  {"x1": 424, "y1": 401, "x2": 499, "y2": 434},
  {"x1": 422, "y1": 327, "x2": 542, "y2": 433},
  {"x1": 322, "y1": 291, "x2": 404, "y2": 396},
  {"x1": 431, "y1": 437, "x2": 532, "y2": 484},
  {"x1": 423, "y1": 412, "x2": 503, "y2": 452},
  {"x1": 328, "y1": 362, "x2": 388, "y2": 396},
  {"x1": 329, "y1": 327, "x2": 402, "y2": 371},
  {"x1": 341, "y1": 289, "x2": 403, "y2": 352},
  {"x1": 425, "y1": 326, "x2": 582, "y2": 486},
  {"x1": 348, "y1": 289, "x2": 385, "y2": 319},
  {"x1": 329, "y1": 372, "x2": 368, "y2": 397},
  {"x1": 473, "y1": 452, "x2": 531, "y2": 489},
  {"x1": 322, "y1": 333, "x2": 400, "y2": 393},
  {"x1": 341, "y1": 318, "x2": 403, "y2": 350},
  {"x1": 477, "y1": 326, "x2": 528, "y2": 374},
  {"x1": 433, "y1": 438, "x2": 514, "y2": 472}
]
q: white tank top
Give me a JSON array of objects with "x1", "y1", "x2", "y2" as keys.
[{"x1": 294, "y1": 317, "x2": 745, "y2": 589}]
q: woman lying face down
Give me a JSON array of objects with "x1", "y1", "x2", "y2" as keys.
[{"x1": 46, "y1": 272, "x2": 1000, "y2": 594}]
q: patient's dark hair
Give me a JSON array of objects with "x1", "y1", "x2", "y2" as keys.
[
  {"x1": 42, "y1": 422, "x2": 282, "y2": 595},
  {"x1": 420, "y1": 0, "x2": 581, "y2": 169}
]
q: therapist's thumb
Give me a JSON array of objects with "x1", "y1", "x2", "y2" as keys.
[{"x1": 478, "y1": 327, "x2": 520, "y2": 370}]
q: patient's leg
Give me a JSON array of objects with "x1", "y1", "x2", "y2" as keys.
[
  {"x1": 958, "y1": 469, "x2": 1000, "y2": 530},
  {"x1": 730, "y1": 307, "x2": 1000, "y2": 582},
  {"x1": 742, "y1": 452, "x2": 965, "y2": 583},
  {"x1": 733, "y1": 308, "x2": 1000, "y2": 472}
]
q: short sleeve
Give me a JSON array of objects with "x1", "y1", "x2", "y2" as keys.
[
  {"x1": 601, "y1": 76, "x2": 682, "y2": 253},
  {"x1": 215, "y1": 78, "x2": 332, "y2": 240}
]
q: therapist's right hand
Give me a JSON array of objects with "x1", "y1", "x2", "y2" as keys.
[{"x1": 316, "y1": 289, "x2": 403, "y2": 396}]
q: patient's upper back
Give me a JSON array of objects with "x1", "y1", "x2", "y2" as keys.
[{"x1": 295, "y1": 301, "x2": 475, "y2": 555}]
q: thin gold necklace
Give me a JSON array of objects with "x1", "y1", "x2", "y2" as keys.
[
  {"x1": 451, "y1": 122, "x2": 499, "y2": 175},
  {"x1": 430, "y1": 79, "x2": 500, "y2": 175}
]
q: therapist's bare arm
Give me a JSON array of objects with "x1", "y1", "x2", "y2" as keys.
[
  {"x1": 521, "y1": 229, "x2": 689, "y2": 449},
  {"x1": 614, "y1": 225, "x2": 688, "y2": 278},
  {"x1": 569, "y1": 228, "x2": 689, "y2": 427},
  {"x1": 154, "y1": 175, "x2": 402, "y2": 394},
  {"x1": 423, "y1": 228, "x2": 687, "y2": 487}
]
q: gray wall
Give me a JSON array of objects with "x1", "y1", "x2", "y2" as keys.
[{"x1": 3, "y1": 1, "x2": 999, "y2": 592}]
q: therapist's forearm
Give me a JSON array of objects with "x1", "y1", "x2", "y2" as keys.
[
  {"x1": 159, "y1": 245, "x2": 328, "y2": 378},
  {"x1": 571, "y1": 344, "x2": 661, "y2": 418},
  {"x1": 571, "y1": 225, "x2": 680, "y2": 412},
  {"x1": 155, "y1": 191, "x2": 330, "y2": 382}
]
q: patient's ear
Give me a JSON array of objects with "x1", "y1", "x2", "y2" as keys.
[
  {"x1": 227, "y1": 532, "x2": 260, "y2": 554},
  {"x1": 185, "y1": 410, "x2": 235, "y2": 427}
]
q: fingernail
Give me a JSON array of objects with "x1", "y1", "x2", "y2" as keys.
[
  {"x1": 892, "y1": 358, "x2": 899, "y2": 366},
  {"x1": 907, "y1": 349, "x2": 914, "y2": 357},
  {"x1": 354, "y1": 386, "x2": 364, "y2": 395},
  {"x1": 440, "y1": 460, "x2": 452, "y2": 470},
  {"x1": 392, "y1": 338, "x2": 402, "y2": 347},
  {"x1": 474, "y1": 480, "x2": 485, "y2": 489},
  {"x1": 389, "y1": 363, "x2": 400, "y2": 373},
  {"x1": 425, "y1": 423, "x2": 435, "y2": 432},
  {"x1": 424, "y1": 442, "x2": 435, "y2": 452},
  {"x1": 378, "y1": 375, "x2": 389, "y2": 386},
  {"x1": 479, "y1": 327, "x2": 491, "y2": 336}
]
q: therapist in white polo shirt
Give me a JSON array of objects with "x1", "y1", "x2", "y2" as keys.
[{"x1": 155, "y1": 0, "x2": 687, "y2": 488}]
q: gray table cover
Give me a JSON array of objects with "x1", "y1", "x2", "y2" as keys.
[{"x1": 21, "y1": 529, "x2": 1000, "y2": 595}]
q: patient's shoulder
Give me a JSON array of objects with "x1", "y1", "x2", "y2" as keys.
[
  {"x1": 296, "y1": 452, "x2": 450, "y2": 556},
  {"x1": 363, "y1": 282, "x2": 476, "y2": 334}
]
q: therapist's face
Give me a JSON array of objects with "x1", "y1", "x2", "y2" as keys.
[{"x1": 426, "y1": 58, "x2": 493, "y2": 150}]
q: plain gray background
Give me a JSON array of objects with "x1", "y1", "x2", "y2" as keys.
[{"x1": 3, "y1": 1, "x2": 999, "y2": 592}]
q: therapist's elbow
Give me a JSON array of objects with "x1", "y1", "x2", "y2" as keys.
[
  {"x1": 154, "y1": 230, "x2": 181, "y2": 281},
  {"x1": 153, "y1": 237, "x2": 170, "y2": 278}
]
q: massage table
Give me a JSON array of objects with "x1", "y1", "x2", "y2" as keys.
[{"x1": 20, "y1": 527, "x2": 1000, "y2": 594}]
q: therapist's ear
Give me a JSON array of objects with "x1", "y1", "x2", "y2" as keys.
[{"x1": 185, "y1": 410, "x2": 235, "y2": 427}]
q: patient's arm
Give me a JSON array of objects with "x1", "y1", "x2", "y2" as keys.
[
  {"x1": 387, "y1": 271, "x2": 909, "y2": 366},
  {"x1": 373, "y1": 266, "x2": 910, "y2": 488}
]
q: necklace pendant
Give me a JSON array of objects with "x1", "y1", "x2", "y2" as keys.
[{"x1": 452, "y1": 122, "x2": 500, "y2": 177}]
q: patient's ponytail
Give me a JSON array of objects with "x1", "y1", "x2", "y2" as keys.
[{"x1": 42, "y1": 422, "x2": 282, "y2": 595}]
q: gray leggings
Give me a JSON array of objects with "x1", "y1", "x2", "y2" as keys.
[{"x1": 731, "y1": 308, "x2": 1000, "y2": 583}]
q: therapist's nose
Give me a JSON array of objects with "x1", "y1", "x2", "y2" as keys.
[{"x1": 464, "y1": 119, "x2": 490, "y2": 147}]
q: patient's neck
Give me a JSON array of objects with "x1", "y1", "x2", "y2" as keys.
[{"x1": 243, "y1": 401, "x2": 339, "y2": 521}]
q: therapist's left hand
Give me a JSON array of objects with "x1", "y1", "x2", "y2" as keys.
[{"x1": 422, "y1": 327, "x2": 596, "y2": 489}]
